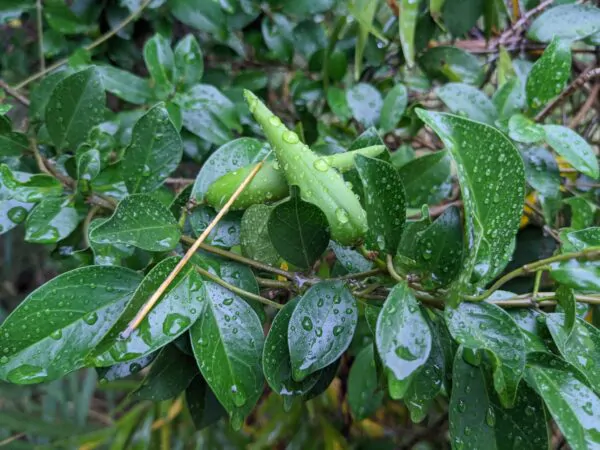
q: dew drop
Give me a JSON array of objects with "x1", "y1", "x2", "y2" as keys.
[
  {"x1": 301, "y1": 316, "x2": 313, "y2": 331},
  {"x1": 282, "y1": 130, "x2": 299, "y2": 144}
]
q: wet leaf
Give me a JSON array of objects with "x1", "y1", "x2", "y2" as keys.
[
  {"x1": 190, "y1": 282, "x2": 264, "y2": 425},
  {"x1": 76, "y1": 148, "x2": 101, "y2": 182},
  {"x1": 348, "y1": 344, "x2": 384, "y2": 420},
  {"x1": 96, "y1": 353, "x2": 157, "y2": 383},
  {"x1": 355, "y1": 154, "x2": 406, "y2": 255},
  {"x1": 436, "y1": 83, "x2": 497, "y2": 125},
  {"x1": 554, "y1": 287, "x2": 576, "y2": 336},
  {"x1": 330, "y1": 240, "x2": 373, "y2": 274},
  {"x1": 350, "y1": 0, "x2": 377, "y2": 79},
  {"x1": 0, "y1": 198, "x2": 33, "y2": 235},
  {"x1": 90, "y1": 194, "x2": 180, "y2": 252},
  {"x1": 0, "y1": 266, "x2": 141, "y2": 384},
  {"x1": 543, "y1": 125, "x2": 599, "y2": 179},
  {"x1": 240, "y1": 204, "x2": 279, "y2": 266},
  {"x1": 493, "y1": 78, "x2": 525, "y2": 119},
  {"x1": 399, "y1": 0, "x2": 419, "y2": 67},
  {"x1": 46, "y1": 67, "x2": 105, "y2": 151},
  {"x1": 25, "y1": 197, "x2": 79, "y2": 244},
  {"x1": 520, "y1": 146, "x2": 561, "y2": 198},
  {"x1": 143, "y1": 33, "x2": 174, "y2": 98},
  {"x1": 91, "y1": 257, "x2": 205, "y2": 366},
  {"x1": 185, "y1": 374, "x2": 227, "y2": 430},
  {"x1": 0, "y1": 164, "x2": 63, "y2": 202},
  {"x1": 446, "y1": 302, "x2": 526, "y2": 407},
  {"x1": 288, "y1": 280, "x2": 357, "y2": 381},
  {"x1": 527, "y1": 3, "x2": 600, "y2": 43},
  {"x1": 97, "y1": 65, "x2": 153, "y2": 105},
  {"x1": 550, "y1": 259, "x2": 600, "y2": 291},
  {"x1": 508, "y1": 114, "x2": 545, "y2": 144},
  {"x1": 0, "y1": 129, "x2": 28, "y2": 157},
  {"x1": 189, "y1": 205, "x2": 242, "y2": 249},
  {"x1": 379, "y1": 84, "x2": 408, "y2": 133},
  {"x1": 418, "y1": 46, "x2": 484, "y2": 85},
  {"x1": 122, "y1": 103, "x2": 183, "y2": 194},
  {"x1": 346, "y1": 83, "x2": 383, "y2": 128},
  {"x1": 416, "y1": 110, "x2": 525, "y2": 286},
  {"x1": 174, "y1": 34, "x2": 204, "y2": 89},
  {"x1": 397, "y1": 151, "x2": 452, "y2": 208}
]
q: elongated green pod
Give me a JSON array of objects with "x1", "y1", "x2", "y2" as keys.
[
  {"x1": 205, "y1": 145, "x2": 386, "y2": 211},
  {"x1": 242, "y1": 90, "x2": 369, "y2": 245}
]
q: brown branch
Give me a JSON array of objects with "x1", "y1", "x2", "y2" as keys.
[
  {"x1": 0, "y1": 79, "x2": 30, "y2": 107},
  {"x1": 569, "y1": 83, "x2": 600, "y2": 129},
  {"x1": 493, "y1": 0, "x2": 554, "y2": 48}
]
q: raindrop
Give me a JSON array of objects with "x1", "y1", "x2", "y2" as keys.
[
  {"x1": 333, "y1": 325, "x2": 343, "y2": 336},
  {"x1": 313, "y1": 159, "x2": 329, "y2": 172},
  {"x1": 282, "y1": 130, "x2": 299, "y2": 144},
  {"x1": 50, "y1": 329, "x2": 62, "y2": 340},
  {"x1": 83, "y1": 312, "x2": 98, "y2": 325},
  {"x1": 301, "y1": 316, "x2": 313, "y2": 331},
  {"x1": 336, "y1": 208, "x2": 349, "y2": 224}
]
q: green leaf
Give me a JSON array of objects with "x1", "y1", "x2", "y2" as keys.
[
  {"x1": 174, "y1": 34, "x2": 204, "y2": 89},
  {"x1": 493, "y1": 78, "x2": 525, "y2": 119},
  {"x1": 521, "y1": 146, "x2": 560, "y2": 198},
  {"x1": 77, "y1": 148, "x2": 101, "y2": 182},
  {"x1": 189, "y1": 206, "x2": 242, "y2": 249},
  {"x1": 525, "y1": 353, "x2": 600, "y2": 450},
  {"x1": 330, "y1": 240, "x2": 373, "y2": 274},
  {"x1": 379, "y1": 84, "x2": 408, "y2": 133},
  {"x1": 542, "y1": 125, "x2": 599, "y2": 179},
  {"x1": 97, "y1": 353, "x2": 157, "y2": 383},
  {"x1": 92, "y1": 257, "x2": 205, "y2": 366},
  {"x1": 261, "y1": 14, "x2": 294, "y2": 61},
  {"x1": 449, "y1": 347, "x2": 548, "y2": 450},
  {"x1": 240, "y1": 204, "x2": 279, "y2": 266},
  {"x1": 0, "y1": 266, "x2": 141, "y2": 384},
  {"x1": 169, "y1": 0, "x2": 225, "y2": 35},
  {"x1": 288, "y1": 280, "x2": 357, "y2": 381},
  {"x1": 564, "y1": 197, "x2": 595, "y2": 230},
  {"x1": 436, "y1": 82, "x2": 497, "y2": 125},
  {"x1": 189, "y1": 282, "x2": 264, "y2": 426},
  {"x1": 561, "y1": 227, "x2": 600, "y2": 252},
  {"x1": 527, "y1": 3, "x2": 600, "y2": 43},
  {"x1": 0, "y1": 129, "x2": 28, "y2": 157},
  {"x1": 263, "y1": 298, "x2": 320, "y2": 400},
  {"x1": 376, "y1": 282, "x2": 432, "y2": 396},
  {"x1": 416, "y1": 110, "x2": 525, "y2": 286},
  {"x1": 29, "y1": 70, "x2": 73, "y2": 123},
  {"x1": 554, "y1": 287, "x2": 576, "y2": 336},
  {"x1": 399, "y1": 0, "x2": 419, "y2": 67},
  {"x1": 90, "y1": 194, "x2": 180, "y2": 252},
  {"x1": 508, "y1": 114, "x2": 545, "y2": 144},
  {"x1": 418, "y1": 46, "x2": 484, "y2": 85},
  {"x1": 131, "y1": 345, "x2": 197, "y2": 401},
  {"x1": 354, "y1": 154, "x2": 406, "y2": 254},
  {"x1": 267, "y1": 187, "x2": 330, "y2": 269},
  {"x1": 348, "y1": 344, "x2": 384, "y2": 420},
  {"x1": 351, "y1": 0, "x2": 378, "y2": 80},
  {"x1": 0, "y1": 199, "x2": 32, "y2": 235},
  {"x1": 143, "y1": 33, "x2": 175, "y2": 98},
  {"x1": 550, "y1": 259, "x2": 600, "y2": 291},
  {"x1": 24, "y1": 197, "x2": 78, "y2": 244},
  {"x1": 446, "y1": 302, "x2": 526, "y2": 407},
  {"x1": 97, "y1": 65, "x2": 153, "y2": 105},
  {"x1": 0, "y1": 164, "x2": 63, "y2": 202},
  {"x1": 88, "y1": 218, "x2": 134, "y2": 267},
  {"x1": 185, "y1": 375, "x2": 227, "y2": 430},
  {"x1": 547, "y1": 314, "x2": 600, "y2": 395},
  {"x1": 44, "y1": 0, "x2": 97, "y2": 35},
  {"x1": 526, "y1": 37, "x2": 571, "y2": 114},
  {"x1": 327, "y1": 87, "x2": 351, "y2": 121},
  {"x1": 442, "y1": 0, "x2": 484, "y2": 36},
  {"x1": 397, "y1": 151, "x2": 452, "y2": 208},
  {"x1": 46, "y1": 67, "x2": 105, "y2": 151},
  {"x1": 122, "y1": 103, "x2": 183, "y2": 194},
  {"x1": 346, "y1": 83, "x2": 383, "y2": 128}
]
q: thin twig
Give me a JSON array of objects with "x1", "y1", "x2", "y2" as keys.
[
  {"x1": 36, "y1": 0, "x2": 45, "y2": 72},
  {"x1": 0, "y1": 79, "x2": 30, "y2": 106},
  {"x1": 122, "y1": 158, "x2": 269, "y2": 337},
  {"x1": 493, "y1": 0, "x2": 553, "y2": 48},
  {"x1": 569, "y1": 83, "x2": 600, "y2": 129},
  {"x1": 0, "y1": 432, "x2": 25, "y2": 447}
]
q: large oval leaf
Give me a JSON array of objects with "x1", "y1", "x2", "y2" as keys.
[
  {"x1": 446, "y1": 302, "x2": 526, "y2": 407},
  {"x1": 24, "y1": 197, "x2": 78, "y2": 244},
  {"x1": 527, "y1": 3, "x2": 600, "y2": 43},
  {"x1": 542, "y1": 125, "x2": 599, "y2": 179},
  {"x1": 348, "y1": 344, "x2": 384, "y2": 420},
  {"x1": 0, "y1": 266, "x2": 141, "y2": 384},
  {"x1": 189, "y1": 282, "x2": 264, "y2": 427},
  {"x1": 288, "y1": 280, "x2": 357, "y2": 381},
  {"x1": 379, "y1": 84, "x2": 408, "y2": 133},
  {"x1": 436, "y1": 83, "x2": 497, "y2": 125},
  {"x1": 91, "y1": 257, "x2": 204, "y2": 366},
  {"x1": 416, "y1": 110, "x2": 525, "y2": 286}
]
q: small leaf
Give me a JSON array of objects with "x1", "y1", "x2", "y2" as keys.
[
  {"x1": 0, "y1": 164, "x2": 63, "y2": 202},
  {"x1": 397, "y1": 151, "x2": 452, "y2": 208},
  {"x1": 346, "y1": 83, "x2": 383, "y2": 128},
  {"x1": 527, "y1": 3, "x2": 600, "y2": 43},
  {"x1": 493, "y1": 78, "x2": 525, "y2": 119},
  {"x1": 416, "y1": 110, "x2": 525, "y2": 286},
  {"x1": 520, "y1": 146, "x2": 561, "y2": 198},
  {"x1": 0, "y1": 129, "x2": 28, "y2": 157},
  {"x1": 449, "y1": 347, "x2": 549, "y2": 449},
  {"x1": 46, "y1": 67, "x2": 105, "y2": 151},
  {"x1": 351, "y1": 0, "x2": 378, "y2": 80},
  {"x1": 25, "y1": 197, "x2": 79, "y2": 244},
  {"x1": 330, "y1": 240, "x2": 373, "y2": 274},
  {"x1": 288, "y1": 280, "x2": 357, "y2": 381},
  {"x1": 96, "y1": 353, "x2": 156, "y2": 383},
  {"x1": 526, "y1": 37, "x2": 571, "y2": 114},
  {"x1": 436, "y1": 83, "x2": 497, "y2": 125},
  {"x1": 546, "y1": 314, "x2": 600, "y2": 395},
  {"x1": 76, "y1": 148, "x2": 101, "y2": 182},
  {"x1": 90, "y1": 194, "x2": 180, "y2": 252},
  {"x1": 376, "y1": 282, "x2": 432, "y2": 395},
  {"x1": 418, "y1": 46, "x2": 483, "y2": 85},
  {"x1": 399, "y1": 0, "x2": 419, "y2": 67},
  {"x1": 508, "y1": 114, "x2": 545, "y2": 144},
  {"x1": 267, "y1": 188, "x2": 330, "y2": 269},
  {"x1": 543, "y1": 125, "x2": 599, "y2": 179},
  {"x1": 348, "y1": 344, "x2": 384, "y2": 420},
  {"x1": 554, "y1": 287, "x2": 576, "y2": 336},
  {"x1": 173, "y1": 34, "x2": 204, "y2": 89},
  {"x1": 327, "y1": 87, "x2": 351, "y2": 121},
  {"x1": 446, "y1": 302, "x2": 526, "y2": 407},
  {"x1": 190, "y1": 282, "x2": 264, "y2": 424},
  {"x1": 240, "y1": 204, "x2": 279, "y2": 266},
  {"x1": 379, "y1": 84, "x2": 408, "y2": 133},
  {"x1": 185, "y1": 375, "x2": 227, "y2": 430},
  {"x1": 122, "y1": 103, "x2": 183, "y2": 194},
  {"x1": 189, "y1": 205, "x2": 242, "y2": 249},
  {"x1": 92, "y1": 257, "x2": 205, "y2": 366},
  {"x1": 97, "y1": 65, "x2": 153, "y2": 105},
  {"x1": 131, "y1": 345, "x2": 197, "y2": 401},
  {"x1": 143, "y1": 33, "x2": 174, "y2": 98},
  {"x1": 0, "y1": 266, "x2": 141, "y2": 384}
]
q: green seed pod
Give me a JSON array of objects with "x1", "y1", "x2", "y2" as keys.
[
  {"x1": 242, "y1": 90, "x2": 369, "y2": 245},
  {"x1": 205, "y1": 145, "x2": 386, "y2": 211}
]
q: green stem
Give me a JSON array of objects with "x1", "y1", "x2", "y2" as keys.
[
  {"x1": 322, "y1": 16, "x2": 347, "y2": 91},
  {"x1": 331, "y1": 268, "x2": 385, "y2": 281},
  {"x1": 386, "y1": 254, "x2": 403, "y2": 283},
  {"x1": 463, "y1": 247, "x2": 600, "y2": 301},
  {"x1": 256, "y1": 277, "x2": 291, "y2": 289},
  {"x1": 13, "y1": 0, "x2": 153, "y2": 90},
  {"x1": 359, "y1": 245, "x2": 387, "y2": 270},
  {"x1": 195, "y1": 266, "x2": 283, "y2": 310}
]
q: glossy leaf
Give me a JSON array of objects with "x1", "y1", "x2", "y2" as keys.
[
  {"x1": 0, "y1": 266, "x2": 142, "y2": 384},
  {"x1": 547, "y1": 314, "x2": 600, "y2": 394},
  {"x1": 122, "y1": 103, "x2": 183, "y2": 194},
  {"x1": 348, "y1": 344, "x2": 384, "y2": 420},
  {"x1": 77, "y1": 148, "x2": 101, "y2": 182},
  {"x1": 96, "y1": 352, "x2": 157, "y2": 383},
  {"x1": 446, "y1": 302, "x2": 526, "y2": 407},
  {"x1": 92, "y1": 257, "x2": 205, "y2": 366},
  {"x1": 449, "y1": 348, "x2": 548, "y2": 450},
  {"x1": 508, "y1": 114, "x2": 545, "y2": 144},
  {"x1": 131, "y1": 345, "x2": 197, "y2": 401},
  {"x1": 190, "y1": 282, "x2": 265, "y2": 425},
  {"x1": 240, "y1": 204, "x2": 279, "y2": 266},
  {"x1": 46, "y1": 67, "x2": 105, "y2": 151},
  {"x1": 376, "y1": 282, "x2": 432, "y2": 395},
  {"x1": 288, "y1": 280, "x2": 357, "y2": 381},
  {"x1": 397, "y1": 151, "x2": 452, "y2": 208},
  {"x1": 89, "y1": 194, "x2": 180, "y2": 252},
  {"x1": 493, "y1": 78, "x2": 525, "y2": 119},
  {"x1": 399, "y1": 0, "x2": 419, "y2": 67},
  {"x1": 346, "y1": 83, "x2": 383, "y2": 128},
  {"x1": 416, "y1": 110, "x2": 525, "y2": 286},
  {"x1": 29, "y1": 69, "x2": 72, "y2": 123},
  {"x1": 527, "y1": 3, "x2": 600, "y2": 43},
  {"x1": 174, "y1": 34, "x2": 204, "y2": 89},
  {"x1": 0, "y1": 164, "x2": 63, "y2": 202},
  {"x1": 550, "y1": 259, "x2": 600, "y2": 291},
  {"x1": 88, "y1": 218, "x2": 134, "y2": 267},
  {"x1": 189, "y1": 205, "x2": 242, "y2": 249},
  {"x1": 143, "y1": 33, "x2": 174, "y2": 97},
  {"x1": 0, "y1": 129, "x2": 28, "y2": 157},
  {"x1": 436, "y1": 83, "x2": 497, "y2": 125},
  {"x1": 418, "y1": 46, "x2": 483, "y2": 85},
  {"x1": 543, "y1": 125, "x2": 599, "y2": 179},
  {"x1": 185, "y1": 375, "x2": 227, "y2": 431},
  {"x1": 379, "y1": 84, "x2": 408, "y2": 133},
  {"x1": 97, "y1": 65, "x2": 153, "y2": 105},
  {"x1": 554, "y1": 287, "x2": 576, "y2": 336},
  {"x1": 0, "y1": 198, "x2": 32, "y2": 235},
  {"x1": 25, "y1": 197, "x2": 79, "y2": 244},
  {"x1": 521, "y1": 146, "x2": 561, "y2": 198},
  {"x1": 330, "y1": 240, "x2": 373, "y2": 274},
  {"x1": 350, "y1": 0, "x2": 377, "y2": 80},
  {"x1": 526, "y1": 37, "x2": 571, "y2": 114}
]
